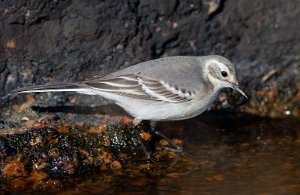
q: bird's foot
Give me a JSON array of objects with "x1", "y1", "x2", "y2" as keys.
[
  {"x1": 131, "y1": 122, "x2": 157, "y2": 163},
  {"x1": 157, "y1": 145, "x2": 192, "y2": 158}
]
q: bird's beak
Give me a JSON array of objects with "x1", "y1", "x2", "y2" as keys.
[{"x1": 231, "y1": 85, "x2": 248, "y2": 99}]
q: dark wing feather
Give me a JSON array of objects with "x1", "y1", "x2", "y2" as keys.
[{"x1": 84, "y1": 74, "x2": 195, "y2": 103}]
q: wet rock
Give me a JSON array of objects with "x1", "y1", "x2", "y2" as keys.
[
  {"x1": 0, "y1": 140, "x2": 15, "y2": 157},
  {"x1": 0, "y1": 113, "x2": 178, "y2": 178},
  {"x1": 2, "y1": 158, "x2": 27, "y2": 177}
]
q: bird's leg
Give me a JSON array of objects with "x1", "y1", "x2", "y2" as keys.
[
  {"x1": 1, "y1": 93, "x2": 12, "y2": 101},
  {"x1": 0, "y1": 92, "x2": 17, "y2": 104},
  {"x1": 133, "y1": 118, "x2": 142, "y2": 127},
  {"x1": 132, "y1": 118, "x2": 156, "y2": 162},
  {"x1": 149, "y1": 121, "x2": 184, "y2": 155}
]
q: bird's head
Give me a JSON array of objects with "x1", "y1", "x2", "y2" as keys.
[{"x1": 202, "y1": 55, "x2": 247, "y2": 98}]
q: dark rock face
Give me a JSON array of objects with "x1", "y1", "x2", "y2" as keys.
[
  {"x1": 0, "y1": 1, "x2": 300, "y2": 191},
  {"x1": 0, "y1": 0, "x2": 299, "y2": 116}
]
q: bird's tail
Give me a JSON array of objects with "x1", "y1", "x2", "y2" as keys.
[
  {"x1": 16, "y1": 83, "x2": 83, "y2": 94},
  {"x1": 1, "y1": 83, "x2": 85, "y2": 102}
]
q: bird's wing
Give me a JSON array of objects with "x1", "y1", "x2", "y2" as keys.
[{"x1": 84, "y1": 74, "x2": 196, "y2": 103}]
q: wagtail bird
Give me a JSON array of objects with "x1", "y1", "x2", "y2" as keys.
[{"x1": 16, "y1": 55, "x2": 247, "y2": 159}]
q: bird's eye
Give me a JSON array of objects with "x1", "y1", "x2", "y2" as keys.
[{"x1": 221, "y1": 71, "x2": 228, "y2": 77}]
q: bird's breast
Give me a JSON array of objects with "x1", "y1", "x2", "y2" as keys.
[{"x1": 179, "y1": 89, "x2": 218, "y2": 119}]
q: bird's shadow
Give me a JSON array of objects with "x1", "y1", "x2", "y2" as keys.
[{"x1": 31, "y1": 104, "x2": 127, "y2": 115}]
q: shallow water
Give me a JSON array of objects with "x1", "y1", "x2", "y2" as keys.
[{"x1": 2, "y1": 111, "x2": 300, "y2": 194}]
